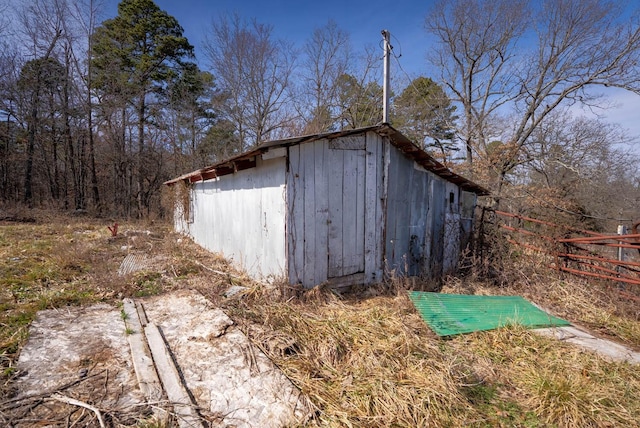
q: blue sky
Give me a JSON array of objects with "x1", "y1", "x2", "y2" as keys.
[
  {"x1": 103, "y1": 0, "x2": 435, "y2": 76},
  {"x1": 100, "y1": 0, "x2": 640, "y2": 142},
  {"x1": 6, "y1": 0, "x2": 637, "y2": 140}
]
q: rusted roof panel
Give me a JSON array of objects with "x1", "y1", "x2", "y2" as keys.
[{"x1": 164, "y1": 124, "x2": 489, "y2": 195}]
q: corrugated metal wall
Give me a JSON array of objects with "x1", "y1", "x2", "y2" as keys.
[{"x1": 186, "y1": 156, "x2": 287, "y2": 279}]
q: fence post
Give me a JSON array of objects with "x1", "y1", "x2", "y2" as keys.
[
  {"x1": 617, "y1": 225, "x2": 627, "y2": 289},
  {"x1": 617, "y1": 225, "x2": 627, "y2": 264}
]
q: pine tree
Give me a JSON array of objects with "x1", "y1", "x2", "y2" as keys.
[{"x1": 91, "y1": 0, "x2": 194, "y2": 216}]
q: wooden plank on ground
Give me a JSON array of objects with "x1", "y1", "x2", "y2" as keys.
[
  {"x1": 144, "y1": 323, "x2": 205, "y2": 428},
  {"x1": 122, "y1": 299, "x2": 163, "y2": 405}
]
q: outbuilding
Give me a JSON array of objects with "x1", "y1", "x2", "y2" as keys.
[{"x1": 165, "y1": 124, "x2": 487, "y2": 288}]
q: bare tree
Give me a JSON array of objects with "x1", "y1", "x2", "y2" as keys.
[
  {"x1": 15, "y1": 0, "x2": 65, "y2": 206},
  {"x1": 516, "y1": 112, "x2": 639, "y2": 229},
  {"x1": 335, "y1": 45, "x2": 383, "y2": 129},
  {"x1": 427, "y1": 0, "x2": 640, "y2": 202},
  {"x1": 68, "y1": 0, "x2": 105, "y2": 211},
  {"x1": 426, "y1": 0, "x2": 528, "y2": 166},
  {"x1": 299, "y1": 19, "x2": 352, "y2": 134},
  {"x1": 203, "y1": 13, "x2": 296, "y2": 149}
]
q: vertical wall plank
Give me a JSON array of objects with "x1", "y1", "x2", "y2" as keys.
[
  {"x1": 443, "y1": 182, "x2": 461, "y2": 274},
  {"x1": 380, "y1": 138, "x2": 391, "y2": 277},
  {"x1": 302, "y1": 143, "x2": 316, "y2": 286},
  {"x1": 342, "y1": 149, "x2": 359, "y2": 275},
  {"x1": 355, "y1": 149, "x2": 366, "y2": 272},
  {"x1": 327, "y1": 149, "x2": 344, "y2": 277},
  {"x1": 364, "y1": 133, "x2": 378, "y2": 283},
  {"x1": 314, "y1": 140, "x2": 329, "y2": 284},
  {"x1": 384, "y1": 146, "x2": 399, "y2": 270},
  {"x1": 422, "y1": 175, "x2": 433, "y2": 276},
  {"x1": 430, "y1": 178, "x2": 445, "y2": 278},
  {"x1": 287, "y1": 145, "x2": 304, "y2": 284}
]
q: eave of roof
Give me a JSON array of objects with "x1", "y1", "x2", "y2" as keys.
[{"x1": 164, "y1": 124, "x2": 490, "y2": 195}]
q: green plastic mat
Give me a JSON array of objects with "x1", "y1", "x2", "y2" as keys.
[{"x1": 408, "y1": 292, "x2": 570, "y2": 336}]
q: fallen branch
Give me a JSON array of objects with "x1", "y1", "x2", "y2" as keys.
[
  {"x1": 0, "y1": 370, "x2": 106, "y2": 411},
  {"x1": 194, "y1": 260, "x2": 241, "y2": 279},
  {"x1": 50, "y1": 394, "x2": 106, "y2": 428}
]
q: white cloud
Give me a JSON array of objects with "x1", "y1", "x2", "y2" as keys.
[{"x1": 571, "y1": 87, "x2": 640, "y2": 142}]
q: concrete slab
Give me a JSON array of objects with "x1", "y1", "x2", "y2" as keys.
[
  {"x1": 12, "y1": 291, "x2": 311, "y2": 427},
  {"x1": 534, "y1": 326, "x2": 640, "y2": 364},
  {"x1": 142, "y1": 290, "x2": 312, "y2": 427},
  {"x1": 13, "y1": 304, "x2": 147, "y2": 424}
]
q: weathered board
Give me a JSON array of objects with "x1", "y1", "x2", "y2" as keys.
[
  {"x1": 287, "y1": 133, "x2": 382, "y2": 288},
  {"x1": 443, "y1": 182, "x2": 462, "y2": 274},
  {"x1": 384, "y1": 147, "x2": 463, "y2": 279}
]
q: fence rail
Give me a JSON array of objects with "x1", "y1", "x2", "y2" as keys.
[{"x1": 494, "y1": 210, "x2": 640, "y2": 299}]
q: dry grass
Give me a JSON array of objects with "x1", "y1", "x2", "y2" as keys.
[
  {"x1": 228, "y1": 281, "x2": 640, "y2": 427},
  {"x1": 233, "y1": 292, "x2": 478, "y2": 426},
  {"x1": 1, "y1": 212, "x2": 639, "y2": 427}
]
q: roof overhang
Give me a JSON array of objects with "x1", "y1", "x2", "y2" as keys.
[{"x1": 164, "y1": 124, "x2": 490, "y2": 196}]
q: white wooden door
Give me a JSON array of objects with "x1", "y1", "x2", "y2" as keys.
[{"x1": 327, "y1": 138, "x2": 366, "y2": 278}]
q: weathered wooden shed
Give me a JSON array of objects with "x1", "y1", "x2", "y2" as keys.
[{"x1": 165, "y1": 124, "x2": 487, "y2": 288}]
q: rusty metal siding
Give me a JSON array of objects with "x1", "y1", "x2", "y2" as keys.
[{"x1": 187, "y1": 156, "x2": 287, "y2": 279}]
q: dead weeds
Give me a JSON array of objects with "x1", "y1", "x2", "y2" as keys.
[{"x1": 1, "y1": 214, "x2": 640, "y2": 427}]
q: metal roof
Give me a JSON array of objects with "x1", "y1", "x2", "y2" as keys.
[{"x1": 164, "y1": 124, "x2": 489, "y2": 195}]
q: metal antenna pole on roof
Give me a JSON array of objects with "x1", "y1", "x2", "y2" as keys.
[{"x1": 381, "y1": 29, "x2": 391, "y2": 124}]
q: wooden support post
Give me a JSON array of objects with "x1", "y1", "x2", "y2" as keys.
[{"x1": 617, "y1": 225, "x2": 627, "y2": 289}]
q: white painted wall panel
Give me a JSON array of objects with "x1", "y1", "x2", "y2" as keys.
[
  {"x1": 187, "y1": 157, "x2": 287, "y2": 279},
  {"x1": 313, "y1": 141, "x2": 329, "y2": 283},
  {"x1": 287, "y1": 145, "x2": 304, "y2": 284}
]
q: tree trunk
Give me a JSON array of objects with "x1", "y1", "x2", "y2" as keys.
[
  {"x1": 137, "y1": 94, "x2": 146, "y2": 218},
  {"x1": 86, "y1": 62, "x2": 100, "y2": 212},
  {"x1": 63, "y1": 52, "x2": 82, "y2": 210},
  {"x1": 24, "y1": 93, "x2": 38, "y2": 207}
]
